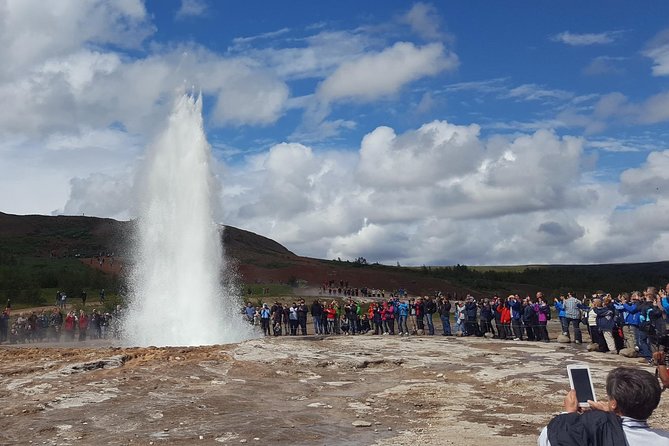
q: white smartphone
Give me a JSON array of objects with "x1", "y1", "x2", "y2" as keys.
[{"x1": 567, "y1": 364, "x2": 596, "y2": 407}]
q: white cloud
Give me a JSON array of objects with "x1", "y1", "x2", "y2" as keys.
[
  {"x1": 643, "y1": 29, "x2": 669, "y2": 76},
  {"x1": 357, "y1": 121, "x2": 483, "y2": 187},
  {"x1": 175, "y1": 0, "x2": 208, "y2": 19},
  {"x1": 401, "y1": 2, "x2": 445, "y2": 40},
  {"x1": 551, "y1": 30, "x2": 622, "y2": 46},
  {"x1": 0, "y1": 0, "x2": 151, "y2": 80},
  {"x1": 317, "y1": 42, "x2": 458, "y2": 102},
  {"x1": 222, "y1": 123, "x2": 608, "y2": 265},
  {"x1": 504, "y1": 83, "x2": 574, "y2": 102},
  {"x1": 619, "y1": 150, "x2": 669, "y2": 200},
  {"x1": 583, "y1": 56, "x2": 625, "y2": 76}
]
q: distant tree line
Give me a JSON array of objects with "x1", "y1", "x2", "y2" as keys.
[{"x1": 417, "y1": 264, "x2": 669, "y2": 299}]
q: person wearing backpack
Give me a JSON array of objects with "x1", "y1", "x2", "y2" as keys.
[
  {"x1": 537, "y1": 295, "x2": 551, "y2": 342},
  {"x1": 637, "y1": 290, "x2": 660, "y2": 364}
]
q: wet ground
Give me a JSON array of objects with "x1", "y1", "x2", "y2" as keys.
[{"x1": 1, "y1": 333, "x2": 668, "y2": 445}]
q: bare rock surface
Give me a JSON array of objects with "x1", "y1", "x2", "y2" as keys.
[{"x1": 1, "y1": 336, "x2": 668, "y2": 445}]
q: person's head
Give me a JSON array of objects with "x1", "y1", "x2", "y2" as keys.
[
  {"x1": 645, "y1": 287, "x2": 657, "y2": 302},
  {"x1": 606, "y1": 367, "x2": 661, "y2": 420}
]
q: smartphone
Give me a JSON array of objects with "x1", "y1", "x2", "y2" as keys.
[{"x1": 567, "y1": 364, "x2": 596, "y2": 407}]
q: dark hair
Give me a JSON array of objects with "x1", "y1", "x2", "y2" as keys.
[{"x1": 606, "y1": 367, "x2": 661, "y2": 420}]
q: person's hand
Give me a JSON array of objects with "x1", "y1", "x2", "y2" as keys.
[
  {"x1": 564, "y1": 389, "x2": 580, "y2": 413},
  {"x1": 653, "y1": 351, "x2": 665, "y2": 365},
  {"x1": 587, "y1": 399, "x2": 610, "y2": 412}
]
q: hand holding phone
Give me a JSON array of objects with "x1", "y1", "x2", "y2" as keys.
[{"x1": 567, "y1": 364, "x2": 596, "y2": 408}]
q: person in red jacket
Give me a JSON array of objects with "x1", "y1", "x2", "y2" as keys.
[
  {"x1": 496, "y1": 297, "x2": 512, "y2": 339},
  {"x1": 78, "y1": 310, "x2": 89, "y2": 341},
  {"x1": 64, "y1": 311, "x2": 76, "y2": 341}
]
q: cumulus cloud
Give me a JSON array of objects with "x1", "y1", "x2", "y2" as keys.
[
  {"x1": 0, "y1": 0, "x2": 151, "y2": 80},
  {"x1": 619, "y1": 150, "x2": 669, "y2": 200},
  {"x1": 223, "y1": 123, "x2": 605, "y2": 265},
  {"x1": 551, "y1": 30, "x2": 622, "y2": 46},
  {"x1": 643, "y1": 29, "x2": 669, "y2": 76}
]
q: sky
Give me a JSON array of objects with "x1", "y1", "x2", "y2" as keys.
[{"x1": 1, "y1": 0, "x2": 669, "y2": 266}]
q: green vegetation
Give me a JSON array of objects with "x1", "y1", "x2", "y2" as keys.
[
  {"x1": 415, "y1": 263, "x2": 669, "y2": 298},
  {"x1": 0, "y1": 255, "x2": 120, "y2": 306}
]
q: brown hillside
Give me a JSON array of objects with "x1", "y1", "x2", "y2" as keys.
[{"x1": 0, "y1": 212, "x2": 469, "y2": 296}]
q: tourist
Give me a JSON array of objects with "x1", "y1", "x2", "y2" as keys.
[
  {"x1": 508, "y1": 295, "x2": 523, "y2": 341},
  {"x1": 424, "y1": 296, "x2": 436, "y2": 335},
  {"x1": 496, "y1": 297, "x2": 512, "y2": 339},
  {"x1": 408, "y1": 297, "x2": 417, "y2": 335},
  {"x1": 297, "y1": 299, "x2": 308, "y2": 335},
  {"x1": 522, "y1": 297, "x2": 537, "y2": 341},
  {"x1": 244, "y1": 302, "x2": 255, "y2": 323},
  {"x1": 414, "y1": 297, "x2": 425, "y2": 334},
  {"x1": 536, "y1": 293, "x2": 551, "y2": 342},
  {"x1": 438, "y1": 296, "x2": 452, "y2": 336},
  {"x1": 538, "y1": 367, "x2": 669, "y2": 445},
  {"x1": 326, "y1": 303, "x2": 337, "y2": 334},
  {"x1": 464, "y1": 296, "x2": 478, "y2": 336},
  {"x1": 260, "y1": 303, "x2": 271, "y2": 336},
  {"x1": 563, "y1": 292, "x2": 583, "y2": 344},
  {"x1": 63, "y1": 311, "x2": 76, "y2": 341},
  {"x1": 620, "y1": 293, "x2": 640, "y2": 353},
  {"x1": 78, "y1": 310, "x2": 89, "y2": 341},
  {"x1": 554, "y1": 295, "x2": 568, "y2": 336},
  {"x1": 288, "y1": 302, "x2": 299, "y2": 336},
  {"x1": 383, "y1": 301, "x2": 395, "y2": 335},
  {"x1": 311, "y1": 299, "x2": 324, "y2": 334},
  {"x1": 479, "y1": 298, "x2": 494, "y2": 337},
  {"x1": 595, "y1": 295, "x2": 618, "y2": 354},
  {"x1": 397, "y1": 299, "x2": 410, "y2": 336},
  {"x1": 0, "y1": 309, "x2": 9, "y2": 343},
  {"x1": 454, "y1": 300, "x2": 465, "y2": 336}
]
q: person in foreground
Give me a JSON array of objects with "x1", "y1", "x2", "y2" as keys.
[{"x1": 538, "y1": 367, "x2": 669, "y2": 446}]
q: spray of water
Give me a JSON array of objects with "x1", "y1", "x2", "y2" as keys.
[{"x1": 123, "y1": 93, "x2": 256, "y2": 346}]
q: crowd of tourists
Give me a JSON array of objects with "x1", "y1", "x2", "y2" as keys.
[
  {"x1": 244, "y1": 282, "x2": 669, "y2": 365},
  {"x1": 0, "y1": 301, "x2": 122, "y2": 344}
]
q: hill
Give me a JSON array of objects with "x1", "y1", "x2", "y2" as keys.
[{"x1": 0, "y1": 212, "x2": 667, "y2": 306}]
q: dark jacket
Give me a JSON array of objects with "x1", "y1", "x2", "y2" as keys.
[
  {"x1": 594, "y1": 304, "x2": 616, "y2": 331},
  {"x1": 438, "y1": 301, "x2": 451, "y2": 317},
  {"x1": 522, "y1": 304, "x2": 538, "y2": 324},
  {"x1": 546, "y1": 410, "x2": 627, "y2": 446}
]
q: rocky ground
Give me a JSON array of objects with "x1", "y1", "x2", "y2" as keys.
[{"x1": 1, "y1": 332, "x2": 669, "y2": 446}]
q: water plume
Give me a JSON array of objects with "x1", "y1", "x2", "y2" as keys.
[{"x1": 123, "y1": 93, "x2": 255, "y2": 346}]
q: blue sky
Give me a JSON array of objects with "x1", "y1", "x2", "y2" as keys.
[{"x1": 1, "y1": 0, "x2": 669, "y2": 266}]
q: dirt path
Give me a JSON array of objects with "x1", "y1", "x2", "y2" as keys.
[{"x1": 1, "y1": 334, "x2": 667, "y2": 445}]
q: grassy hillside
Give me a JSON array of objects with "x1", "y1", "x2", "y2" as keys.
[{"x1": 1, "y1": 212, "x2": 667, "y2": 307}]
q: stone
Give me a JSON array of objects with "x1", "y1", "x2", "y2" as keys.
[
  {"x1": 352, "y1": 420, "x2": 372, "y2": 427},
  {"x1": 557, "y1": 334, "x2": 571, "y2": 344},
  {"x1": 619, "y1": 347, "x2": 638, "y2": 358}
]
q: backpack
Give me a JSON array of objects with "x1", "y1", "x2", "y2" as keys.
[{"x1": 639, "y1": 308, "x2": 655, "y2": 334}]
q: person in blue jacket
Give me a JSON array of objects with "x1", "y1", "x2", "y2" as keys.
[
  {"x1": 554, "y1": 295, "x2": 568, "y2": 336},
  {"x1": 508, "y1": 295, "x2": 523, "y2": 340},
  {"x1": 619, "y1": 292, "x2": 640, "y2": 353}
]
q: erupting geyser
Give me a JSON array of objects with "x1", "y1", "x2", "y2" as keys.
[{"x1": 123, "y1": 93, "x2": 255, "y2": 346}]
